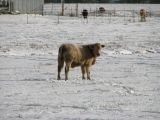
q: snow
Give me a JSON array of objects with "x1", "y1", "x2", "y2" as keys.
[{"x1": 0, "y1": 7, "x2": 160, "y2": 120}]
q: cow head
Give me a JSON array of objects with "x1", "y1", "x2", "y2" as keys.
[{"x1": 89, "y1": 43, "x2": 105, "y2": 57}]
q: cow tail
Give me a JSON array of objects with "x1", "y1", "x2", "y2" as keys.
[{"x1": 58, "y1": 45, "x2": 65, "y2": 69}]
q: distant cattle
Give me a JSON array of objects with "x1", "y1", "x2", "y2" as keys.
[
  {"x1": 99, "y1": 7, "x2": 105, "y2": 13},
  {"x1": 140, "y1": 9, "x2": 146, "y2": 22},
  {"x1": 82, "y1": 9, "x2": 88, "y2": 19},
  {"x1": 57, "y1": 43, "x2": 105, "y2": 80}
]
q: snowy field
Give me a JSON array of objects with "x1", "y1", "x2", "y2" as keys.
[{"x1": 0, "y1": 9, "x2": 160, "y2": 120}]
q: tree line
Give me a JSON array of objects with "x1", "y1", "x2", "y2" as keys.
[{"x1": 44, "y1": 0, "x2": 160, "y2": 3}]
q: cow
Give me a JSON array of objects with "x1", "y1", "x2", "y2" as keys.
[
  {"x1": 140, "y1": 9, "x2": 146, "y2": 22},
  {"x1": 57, "y1": 43, "x2": 105, "y2": 81},
  {"x1": 82, "y1": 9, "x2": 88, "y2": 19}
]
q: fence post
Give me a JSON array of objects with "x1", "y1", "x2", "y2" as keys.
[
  {"x1": 58, "y1": 12, "x2": 60, "y2": 24},
  {"x1": 9, "y1": 0, "x2": 11, "y2": 13},
  {"x1": 27, "y1": 13, "x2": 29, "y2": 24},
  {"x1": 42, "y1": 3, "x2": 44, "y2": 16},
  {"x1": 61, "y1": 0, "x2": 64, "y2": 16},
  {"x1": 76, "y1": 3, "x2": 78, "y2": 17},
  {"x1": 114, "y1": 8, "x2": 116, "y2": 17},
  {"x1": 132, "y1": 10, "x2": 135, "y2": 22},
  {"x1": 149, "y1": 10, "x2": 151, "y2": 17}
]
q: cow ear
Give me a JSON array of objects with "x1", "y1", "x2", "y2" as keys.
[{"x1": 101, "y1": 44, "x2": 105, "y2": 48}]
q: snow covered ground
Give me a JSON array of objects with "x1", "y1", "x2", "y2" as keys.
[{"x1": 0, "y1": 12, "x2": 160, "y2": 120}]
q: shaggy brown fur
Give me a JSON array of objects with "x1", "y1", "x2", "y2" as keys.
[{"x1": 57, "y1": 43, "x2": 105, "y2": 80}]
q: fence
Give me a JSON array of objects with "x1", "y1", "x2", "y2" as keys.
[{"x1": 43, "y1": 3, "x2": 160, "y2": 17}]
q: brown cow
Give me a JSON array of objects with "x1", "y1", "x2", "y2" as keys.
[
  {"x1": 140, "y1": 9, "x2": 146, "y2": 22},
  {"x1": 57, "y1": 43, "x2": 105, "y2": 80}
]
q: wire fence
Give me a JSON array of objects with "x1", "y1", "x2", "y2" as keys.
[{"x1": 43, "y1": 3, "x2": 160, "y2": 17}]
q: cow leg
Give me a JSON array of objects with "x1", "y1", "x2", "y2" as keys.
[
  {"x1": 57, "y1": 57, "x2": 64, "y2": 80},
  {"x1": 81, "y1": 65, "x2": 86, "y2": 80},
  {"x1": 86, "y1": 66, "x2": 91, "y2": 80},
  {"x1": 65, "y1": 62, "x2": 71, "y2": 81}
]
